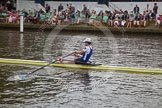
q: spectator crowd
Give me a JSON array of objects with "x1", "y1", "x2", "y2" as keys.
[{"x1": 0, "y1": 1, "x2": 162, "y2": 28}]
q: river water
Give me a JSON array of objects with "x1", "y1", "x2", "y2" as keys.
[{"x1": 0, "y1": 28, "x2": 162, "y2": 108}]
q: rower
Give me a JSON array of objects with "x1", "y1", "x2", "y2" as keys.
[
  {"x1": 56, "y1": 38, "x2": 93, "y2": 64},
  {"x1": 74, "y1": 38, "x2": 93, "y2": 64}
]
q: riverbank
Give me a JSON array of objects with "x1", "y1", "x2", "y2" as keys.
[{"x1": 0, "y1": 23, "x2": 162, "y2": 34}]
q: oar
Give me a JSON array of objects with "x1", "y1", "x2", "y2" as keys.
[{"x1": 14, "y1": 52, "x2": 74, "y2": 80}]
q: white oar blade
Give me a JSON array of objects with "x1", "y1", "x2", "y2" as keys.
[{"x1": 14, "y1": 74, "x2": 28, "y2": 80}]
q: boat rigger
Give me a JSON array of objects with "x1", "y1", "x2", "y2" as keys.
[{"x1": 0, "y1": 58, "x2": 162, "y2": 74}]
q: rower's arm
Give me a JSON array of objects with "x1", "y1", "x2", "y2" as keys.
[{"x1": 75, "y1": 50, "x2": 84, "y2": 55}]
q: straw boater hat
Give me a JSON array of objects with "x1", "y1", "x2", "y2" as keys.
[{"x1": 115, "y1": 14, "x2": 119, "y2": 17}]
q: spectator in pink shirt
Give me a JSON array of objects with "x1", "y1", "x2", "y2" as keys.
[{"x1": 155, "y1": 12, "x2": 162, "y2": 28}]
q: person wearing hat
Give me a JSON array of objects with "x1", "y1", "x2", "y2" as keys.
[
  {"x1": 56, "y1": 38, "x2": 93, "y2": 64},
  {"x1": 74, "y1": 38, "x2": 93, "y2": 64}
]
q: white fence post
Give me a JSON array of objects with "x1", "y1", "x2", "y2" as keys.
[{"x1": 20, "y1": 15, "x2": 24, "y2": 33}]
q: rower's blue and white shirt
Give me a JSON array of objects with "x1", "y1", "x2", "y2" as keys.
[{"x1": 81, "y1": 46, "x2": 93, "y2": 62}]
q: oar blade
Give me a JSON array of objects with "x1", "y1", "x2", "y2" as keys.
[
  {"x1": 13, "y1": 52, "x2": 74, "y2": 80},
  {"x1": 14, "y1": 73, "x2": 28, "y2": 80}
]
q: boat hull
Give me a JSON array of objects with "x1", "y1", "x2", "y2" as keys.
[{"x1": 0, "y1": 58, "x2": 162, "y2": 74}]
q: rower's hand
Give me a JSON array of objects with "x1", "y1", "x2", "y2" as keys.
[
  {"x1": 74, "y1": 51, "x2": 77, "y2": 56},
  {"x1": 74, "y1": 51, "x2": 82, "y2": 57}
]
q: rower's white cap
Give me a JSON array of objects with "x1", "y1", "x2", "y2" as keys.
[{"x1": 83, "y1": 38, "x2": 92, "y2": 43}]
